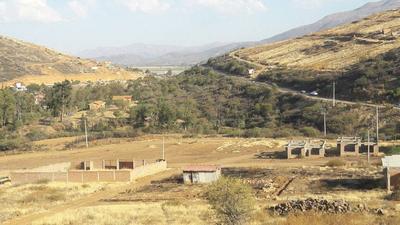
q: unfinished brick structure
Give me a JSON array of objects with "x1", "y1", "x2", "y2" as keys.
[
  {"x1": 10, "y1": 159, "x2": 167, "y2": 185},
  {"x1": 286, "y1": 140, "x2": 326, "y2": 159},
  {"x1": 337, "y1": 137, "x2": 379, "y2": 157}
]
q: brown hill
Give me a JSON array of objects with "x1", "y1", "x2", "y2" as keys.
[
  {"x1": 234, "y1": 9, "x2": 400, "y2": 72},
  {"x1": 0, "y1": 36, "x2": 143, "y2": 85}
]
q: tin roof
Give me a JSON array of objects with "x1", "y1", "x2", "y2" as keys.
[
  {"x1": 183, "y1": 165, "x2": 220, "y2": 172},
  {"x1": 382, "y1": 155, "x2": 400, "y2": 168}
]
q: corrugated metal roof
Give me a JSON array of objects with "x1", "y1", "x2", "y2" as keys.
[
  {"x1": 183, "y1": 165, "x2": 220, "y2": 172},
  {"x1": 382, "y1": 155, "x2": 400, "y2": 168}
]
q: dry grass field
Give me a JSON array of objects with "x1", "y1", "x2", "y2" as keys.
[
  {"x1": 235, "y1": 9, "x2": 400, "y2": 72},
  {"x1": 0, "y1": 182, "x2": 117, "y2": 223},
  {"x1": 0, "y1": 135, "x2": 399, "y2": 225}
]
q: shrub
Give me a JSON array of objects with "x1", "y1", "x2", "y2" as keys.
[
  {"x1": 300, "y1": 127, "x2": 320, "y2": 137},
  {"x1": 326, "y1": 159, "x2": 346, "y2": 167},
  {"x1": 26, "y1": 129, "x2": 48, "y2": 141},
  {"x1": 206, "y1": 177, "x2": 255, "y2": 225},
  {"x1": 387, "y1": 146, "x2": 400, "y2": 156}
]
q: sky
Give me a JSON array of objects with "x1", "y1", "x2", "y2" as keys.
[{"x1": 0, "y1": 0, "x2": 377, "y2": 54}]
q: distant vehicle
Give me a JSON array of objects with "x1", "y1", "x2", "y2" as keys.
[
  {"x1": 310, "y1": 91, "x2": 319, "y2": 96},
  {"x1": 300, "y1": 90, "x2": 306, "y2": 94}
]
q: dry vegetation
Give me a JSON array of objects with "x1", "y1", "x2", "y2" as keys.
[
  {"x1": 0, "y1": 35, "x2": 143, "y2": 85},
  {"x1": 33, "y1": 203, "x2": 214, "y2": 225},
  {"x1": 235, "y1": 9, "x2": 400, "y2": 72},
  {"x1": 0, "y1": 182, "x2": 115, "y2": 223}
]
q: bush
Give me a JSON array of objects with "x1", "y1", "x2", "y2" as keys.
[
  {"x1": 300, "y1": 127, "x2": 320, "y2": 137},
  {"x1": 206, "y1": 177, "x2": 255, "y2": 225},
  {"x1": 0, "y1": 138, "x2": 28, "y2": 151},
  {"x1": 387, "y1": 146, "x2": 400, "y2": 156},
  {"x1": 26, "y1": 129, "x2": 49, "y2": 141},
  {"x1": 326, "y1": 159, "x2": 347, "y2": 167}
]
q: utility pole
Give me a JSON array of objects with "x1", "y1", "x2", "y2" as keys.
[
  {"x1": 162, "y1": 135, "x2": 165, "y2": 160},
  {"x1": 333, "y1": 81, "x2": 336, "y2": 107},
  {"x1": 84, "y1": 119, "x2": 89, "y2": 148},
  {"x1": 376, "y1": 106, "x2": 379, "y2": 145},
  {"x1": 367, "y1": 129, "x2": 370, "y2": 164},
  {"x1": 323, "y1": 111, "x2": 327, "y2": 137}
]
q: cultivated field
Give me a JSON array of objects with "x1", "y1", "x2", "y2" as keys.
[{"x1": 0, "y1": 135, "x2": 399, "y2": 225}]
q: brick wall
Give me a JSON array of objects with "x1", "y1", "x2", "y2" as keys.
[{"x1": 10, "y1": 161, "x2": 167, "y2": 184}]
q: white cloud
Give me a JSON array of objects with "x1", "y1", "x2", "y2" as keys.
[
  {"x1": 117, "y1": 0, "x2": 170, "y2": 13},
  {"x1": 189, "y1": 0, "x2": 267, "y2": 14},
  {"x1": 68, "y1": 0, "x2": 96, "y2": 18},
  {"x1": 0, "y1": 0, "x2": 63, "y2": 22}
]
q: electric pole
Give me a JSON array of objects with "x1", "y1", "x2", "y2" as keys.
[
  {"x1": 376, "y1": 106, "x2": 379, "y2": 145},
  {"x1": 84, "y1": 119, "x2": 89, "y2": 148},
  {"x1": 324, "y1": 112, "x2": 327, "y2": 137},
  {"x1": 367, "y1": 129, "x2": 370, "y2": 164},
  {"x1": 162, "y1": 135, "x2": 165, "y2": 160},
  {"x1": 333, "y1": 81, "x2": 336, "y2": 107}
]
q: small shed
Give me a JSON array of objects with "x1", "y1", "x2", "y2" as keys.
[
  {"x1": 382, "y1": 155, "x2": 400, "y2": 192},
  {"x1": 182, "y1": 165, "x2": 221, "y2": 184}
]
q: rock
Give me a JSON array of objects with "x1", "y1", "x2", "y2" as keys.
[
  {"x1": 376, "y1": 208, "x2": 385, "y2": 215},
  {"x1": 271, "y1": 198, "x2": 359, "y2": 216}
]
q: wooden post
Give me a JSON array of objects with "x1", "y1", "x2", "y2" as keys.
[{"x1": 387, "y1": 167, "x2": 391, "y2": 193}]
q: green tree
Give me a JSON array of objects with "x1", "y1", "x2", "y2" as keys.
[
  {"x1": 0, "y1": 89, "x2": 16, "y2": 128},
  {"x1": 45, "y1": 80, "x2": 72, "y2": 122},
  {"x1": 206, "y1": 177, "x2": 255, "y2": 225}
]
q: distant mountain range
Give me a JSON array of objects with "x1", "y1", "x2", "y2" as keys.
[
  {"x1": 78, "y1": 42, "x2": 254, "y2": 67},
  {"x1": 79, "y1": 0, "x2": 400, "y2": 67}
]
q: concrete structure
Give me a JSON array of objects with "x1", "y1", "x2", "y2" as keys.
[
  {"x1": 10, "y1": 160, "x2": 167, "y2": 185},
  {"x1": 337, "y1": 137, "x2": 361, "y2": 156},
  {"x1": 89, "y1": 101, "x2": 106, "y2": 111},
  {"x1": 337, "y1": 137, "x2": 379, "y2": 157},
  {"x1": 286, "y1": 140, "x2": 326, "y2": 159},
  {"x1": 382, "y1": 155, "x2": 400, "y2": 192},
  {"x1": 183, "y1": 165, "x2": 221, "y2": 184}
]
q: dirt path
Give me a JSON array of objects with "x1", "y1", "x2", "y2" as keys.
[{"x1": 3, "y1": 169, "x2": 179, "y2": 225}]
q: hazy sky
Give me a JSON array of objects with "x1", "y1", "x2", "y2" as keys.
[{"x1": 0, "y1": 0, "x2": 376, "y2": 54}]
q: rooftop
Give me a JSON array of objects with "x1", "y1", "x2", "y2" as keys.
[{"x1": 183, "y1": 165, "x2": 220, "y2": 172}]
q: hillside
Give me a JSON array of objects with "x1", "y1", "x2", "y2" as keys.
[
  {"x1": 262, "y1": 0, "x2": 400, "y2": 44},
  {"x1": 0, "y1": 36, "x2": 143, "y2": 85},
  {"x1": 235, "y1": 9, "x2": 400, "y2": 72}
]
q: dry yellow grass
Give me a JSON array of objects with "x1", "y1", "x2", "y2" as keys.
[
  {"x1": 0, "y1": 182, "x2": 117, "y2": 223},
  {"x1": 33, "y1": 201, "x2": 215, "y2": 225},
  {"x1": 4, "y1": 68, "x2": 143, "y2": 86},
  {"x1": 235, "y1": 9, "x2": 400, "y2": 72}
]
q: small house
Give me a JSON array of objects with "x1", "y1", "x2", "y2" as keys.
[
  {"x1": 89, "y1": 101, "x2": 106, "y2": 111},
  {"x1": 183, "y1": 165, "x2": 221, "y2": 184}
]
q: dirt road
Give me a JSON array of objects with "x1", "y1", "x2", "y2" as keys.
[{"x1": 228, "y1": 51, "x2": 400, "y2": 110}]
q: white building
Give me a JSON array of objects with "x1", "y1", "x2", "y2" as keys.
[{"x1": 182, "y1": 165, "x2": 221, "y2": 184}]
